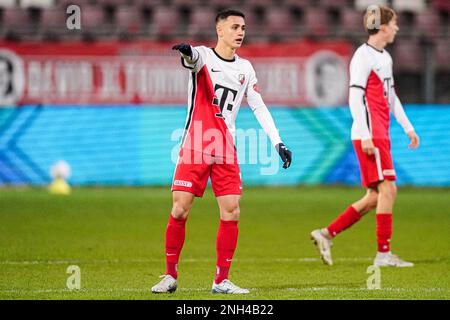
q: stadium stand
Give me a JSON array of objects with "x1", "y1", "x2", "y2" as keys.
[{"x1": 0, "y1": 0, "x2": 447, "y2": 103}]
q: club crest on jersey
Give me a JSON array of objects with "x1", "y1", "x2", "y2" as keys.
[{"x1": 239, "y1": 74, "x2": 245, "y2": 85}]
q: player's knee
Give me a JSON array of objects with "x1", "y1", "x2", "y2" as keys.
[
  {"x1": 379, "y1": 181, "x2": 397, "y2": 200},
  {"x1": 221, "y1": 205, "x2": 240, "y2": 220},
  {"x1": 171, "y1": 201, "x2": 191, "y2": 219}
]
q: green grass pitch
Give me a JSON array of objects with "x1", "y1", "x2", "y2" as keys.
[{"x1": 0, "y1": 186, "x2": 449, "y2": 300}]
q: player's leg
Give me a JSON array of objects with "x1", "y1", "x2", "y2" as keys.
[
  {"x1": 152, "y1": 149, "x2": 210, "y2": 293},
  {"x1": 215, "y1": 194, "x2": 240, "y2": 284},
  {"x1": 310, "y1": 189, "x2": 378, "y2": 265},
  {"x1": 212, "y1": 194, "x2": 248, "y2": 294},
  {"x1": 373, "y1": 180, "x2": 412, "y2": 267},
  {"x1": 327, "y1": 187, "x2": 379, "y2": 237},
  {"x1": 165, "y1": 191, "x2": 195, "y2": 278},
  {"x1": 151, "y1": 191, "x2": 195, "y2": 294},
  {"x1": 311, "y1": 139, "x2": 380, "y2": 265},
  {"x1": 209, "y1": 156, "x2": 248, "y2": 294},
  {"x1": 372, "y1": 140, "x2": 413, "y2": 267}
]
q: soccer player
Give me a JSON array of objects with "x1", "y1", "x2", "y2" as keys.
[
  {"x1": 151, "y1": 9, "x2": 292, "y2": 294},
  {"x1": 310, "y1": 5, "x2": 420, "y2": 267}
]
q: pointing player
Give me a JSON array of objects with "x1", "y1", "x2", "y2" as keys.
[
  {"x1": 151, "y1": 9, "x2": 292, "y2": 294},
  {"x1": 310, "y1": 5, "x2": 419, "y2": 267}
]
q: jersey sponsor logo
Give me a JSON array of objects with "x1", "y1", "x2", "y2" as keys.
[
  {"x1": 173, "y1": 180, "x2": 193, "y2": 188},
  {"x1": 212, "y1": 84, "x2": 238, "y2": 119}
]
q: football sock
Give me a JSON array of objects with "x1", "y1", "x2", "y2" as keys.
[
  {"x1": 327, "y1": 206, "x2": 361, "y2": 238},
  {"x1": 376, "y1": 213, "x2": 392, "y2": 253},
  {"x1": 215, "y1": 220, "x2": 238, "y2": 284},
  {"x1": 165, "y1": 215, "x2": 187, "y2": 279}
]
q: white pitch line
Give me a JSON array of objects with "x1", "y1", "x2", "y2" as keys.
[
  {"x1": 285, "y1": 287, "x2": 449, "y2": 293},
  {"x1": 0, "y1": 257, "x2": 374, "y2": 265},
  {"x1": 0, "y1": 287, "x2": 448, "y2": 295}
]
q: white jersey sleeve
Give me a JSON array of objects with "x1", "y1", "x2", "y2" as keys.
[
  {"x1": 246, "y1": 63, "x2": 282, "y2": 147},
  {"x1": 349, "y1": 48, "x2": 372, "y2": 140},
  {"x1": 180, "y1": 46, "x2": 206, "y2": 73},
  {"x1": 349, "y1": 48, "x2": 372, "y2": 89},
  {"x1": 390, "y1": 88, "x2": 414, "y2": 134}
]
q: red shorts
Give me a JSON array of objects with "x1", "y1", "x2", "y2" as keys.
[
  {"x1": 171, "y1": 148, "x2": 242, "y2": 197},
  {"x1": 353, "y1": 139, "x2": 396, "y2": 188}
]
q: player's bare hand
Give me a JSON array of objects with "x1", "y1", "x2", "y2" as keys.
[
  {"x1": 172, "y1": 43, "x2": 192, "y2": 57},
  {"x1": 407, "y1": 131, "x2": 420, "y2": 149},
  {"x1": 361, "y1": 139, "x2": 375, "y2": 155}
]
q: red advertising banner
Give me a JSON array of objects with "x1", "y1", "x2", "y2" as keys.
[{"x1": 0, "y1": 40, "x2": 352, "y2": 106}]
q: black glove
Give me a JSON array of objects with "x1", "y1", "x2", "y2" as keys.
[
  {"x1": 172, "y1": 43, "x2": 192, "y2": 57},
  {"x1": 276, "y1": 143, "x2": 292, "y2": 169}
]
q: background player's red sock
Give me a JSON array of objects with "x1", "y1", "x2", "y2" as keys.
[
  {"x1": 165, "y1": 215, "x2": 187, "y2": 279},
  {"x1": 327, "y1": 206, "x2": 361, "y2": 238},
  {"x1": 215, "y1": 220, "x2": 238, "y2": 284},
  {"x1": 376, "y1": 213, "x2": 392, "y2": 253}
]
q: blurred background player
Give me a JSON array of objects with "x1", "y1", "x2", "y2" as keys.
[
  {"x1": 310, "y1": 5, "x2": 420, "y2": 267},
  {"x1": 151, "y1": 9, "x2": 292, "y2": 294}
]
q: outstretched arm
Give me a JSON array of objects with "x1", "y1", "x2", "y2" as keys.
[{"x1": 172, "y1": 43, "x2": 204, "y2": 72}]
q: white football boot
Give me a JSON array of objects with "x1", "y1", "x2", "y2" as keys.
[
  {"x1": 310, "y1": 228, "x2": 333, "y2": 265},
  {"x1": 373, "y1": 252, "x2": 414, "y2": 267},
  {"x1": 151, "y1": 275, "x2": 178, "y2": 293},
  {"x1": 211, "y1": 279, "x2": 249, "y2": 294}
]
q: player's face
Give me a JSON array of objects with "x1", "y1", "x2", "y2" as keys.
[
  {"x1": 217, "y1": 16, "x2": 246, "y2": 49},
  {"x1": 384, "y1": 17, "x2": 399, "y2": 43}
]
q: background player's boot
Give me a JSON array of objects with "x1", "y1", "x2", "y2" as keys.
[
  {"x1": 310, "y1": 229, "x2": 333, "y2": 265},
  {"x1": 373, "y1": 252, "x2": 414, "y2": 267},
  {"x1": 211, "y1": 279, "x2": 249, "y2": 294},
  {"x1": 151, "y1": 275, "x2": 177, "y2": 293}
]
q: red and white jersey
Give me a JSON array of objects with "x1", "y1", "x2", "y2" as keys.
[
  {"x1": 349, "y1": 43, "x2": 398, "y2": 140},
  {"x1": 179, "y1": 45, "x2": 282, "y2": 159}
]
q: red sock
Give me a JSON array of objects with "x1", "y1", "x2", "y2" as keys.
[
  {"x1": 165, "y1": 215, "x2": 187, "y2": 279},
  {"x1": 376, "y1": 213, "x2": 392, "y2": 253},
  {"x1": 215, "y1": 220, "x2": 238, "y2": 284},
  {"x1": 327, "y1": 206, "x2": 361, "y2": 238}
]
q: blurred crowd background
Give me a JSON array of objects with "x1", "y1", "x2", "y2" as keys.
[{"x1": 0, "y1": 0, "x2": 448, "y2": 103}]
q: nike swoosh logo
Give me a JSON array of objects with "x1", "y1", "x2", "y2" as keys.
[
  {"x1": 166, "y1": 253, "x2": 176, "y2": 256},
  {"x1": 226, "y1": 259, "x2": 232, "y2": 262},
  {"x1": 211, "y1": 69, "x2": 221, "y2": 72}
]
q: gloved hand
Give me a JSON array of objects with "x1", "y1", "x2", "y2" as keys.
[
  {"x1": 275, "y1": 143, "x2": 292, "y2": 169},
  {"x1": 172, "y1": 43, "x2": 192, "y2": 57}
]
